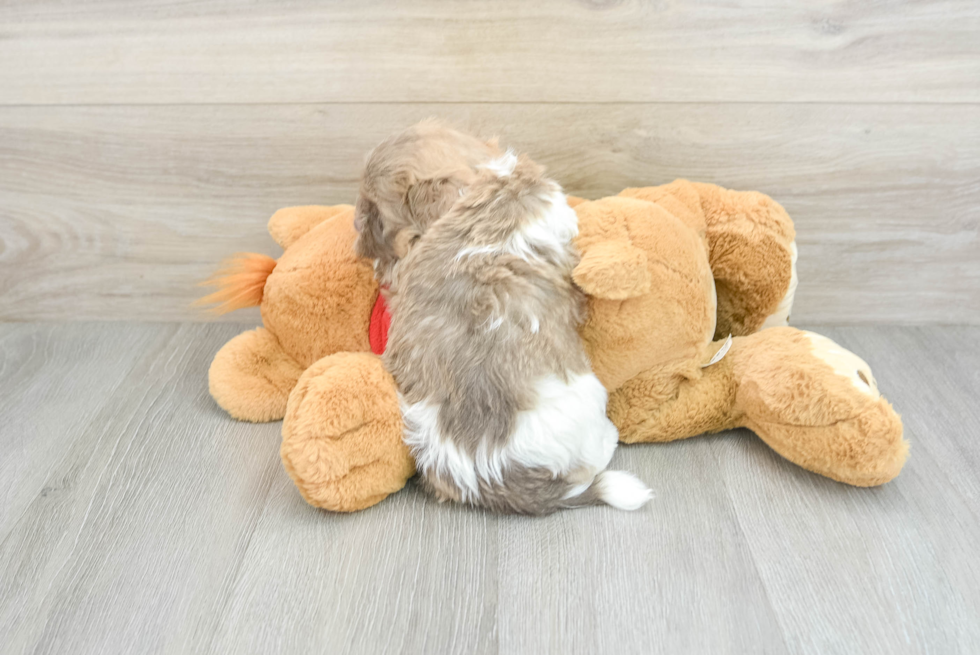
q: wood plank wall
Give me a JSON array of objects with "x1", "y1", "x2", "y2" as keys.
[{"x1": 1, "y1": 1, "x2": 978, "y2": 323}]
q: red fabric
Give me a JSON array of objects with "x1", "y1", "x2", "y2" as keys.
[{"x1": 368, "y1": 289, "x2": 391, "y2": 355}]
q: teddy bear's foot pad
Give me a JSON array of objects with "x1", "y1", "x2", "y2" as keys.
[{"x1": 280, "y1": 351, "x2": 414, "y2": 512}]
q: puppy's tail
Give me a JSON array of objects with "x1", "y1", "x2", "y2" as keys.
[
  {"x1": 194, "y1": 253, "x2": 277, "y2": 314},
  {"x1": 566, "y1": 470, "x2": 653, "y2": 511}
]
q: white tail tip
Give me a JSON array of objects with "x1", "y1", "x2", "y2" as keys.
[{"x1": 596, "y1": 470, "x2": 653, "y2": 511}]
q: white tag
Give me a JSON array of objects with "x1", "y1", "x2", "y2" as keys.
[{"x1": 702, "y1": 334, "x2": 733, "y2": 368}]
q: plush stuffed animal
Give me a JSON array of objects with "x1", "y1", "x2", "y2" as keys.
[{"x1": 202, "y1": 180, "x2": 907, "y2": 512}]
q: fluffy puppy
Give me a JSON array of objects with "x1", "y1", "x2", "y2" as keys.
[
  {"x1": 354, "y1": 120, "x2": 500, "y2": 285},
  {"x1": 356, "y1": 124, "x2": 652, "y2": 514}
]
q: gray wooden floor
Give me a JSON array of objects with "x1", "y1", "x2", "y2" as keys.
[{"x1": 1, "y1": 323, "x2": 978, "y2": 655}]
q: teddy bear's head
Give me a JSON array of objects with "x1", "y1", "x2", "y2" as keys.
[
  {"x1": 571, "y1": 195, "x2": 719, "y2": 392},
  {"x1": 262, "y1": 208, "x2": 378, "y2": 368}
]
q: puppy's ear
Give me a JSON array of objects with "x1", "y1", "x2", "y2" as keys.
[
  {"x1": 392, "y1": 228, "x2": 422, "y2": 258},
  {"x1": 353, "y1": 195, "x2": 387, "y2": 261},
  {"x1": 406, "y1": 177, "x2": 462, "y2": 228}
]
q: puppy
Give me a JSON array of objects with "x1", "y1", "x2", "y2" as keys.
[
  {"x1": 355, "y1": 122, "x2": 652, "y2": 514},
  {"x1": 354, "y1": 119, "x2": 500, "y2": 286}
]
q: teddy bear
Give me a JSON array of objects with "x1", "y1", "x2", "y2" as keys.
[{"x1": 202, "y1": 180, "x2": 908, "y2": 512}]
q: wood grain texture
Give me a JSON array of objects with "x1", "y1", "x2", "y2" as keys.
[
  {"x1": 706, "y1": 326, "x2": 980, "y2": 654},
  {"x1": 0, "y1": 323, "x2": 282, "y2": 654},
  {"x1": 1, "y1": 323, "x2": 979, "y2": 654},
  {"x1": 2, "y1": 103, "x2": 977, "y2": 324},
  {"x1": 1, "y1": 0, "x2": 978, "y2": 104},
  {"x1": 0, "y1": 323, "x2": 170, "y2": 540},
  {"x1": 494, "y1": 443, "x2": 786, "y2": 655}
]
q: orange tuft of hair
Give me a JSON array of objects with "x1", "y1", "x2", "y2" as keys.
[{"x1": 194, "y1": 253, "x2": 277, "y2": 314}]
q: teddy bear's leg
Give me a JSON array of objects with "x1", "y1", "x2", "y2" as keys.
[
  {"x1": 209, "y1": 327, "x2": 306, "y2": 422},
  {"x1": 733, "y1": 327, "x2": 907, "y2": 485},
  {"x1": 610, "y1": 328, "x2": 907, "y2": 486},
  {"x1": 280, "y1": 351, "x2": 415, "y2": 512},
  {"x1": 608, "y1": 343, "x2": 740, "y2": 444},
  {"x1": 690, "y1": 182, "x2": 798, "y2": 338}
]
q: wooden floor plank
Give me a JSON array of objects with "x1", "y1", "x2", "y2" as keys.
[
  {"x1": 1, "y1": 0, "x2": 978, "y2": 104},
  {"x1": 206, "y1": 479, "x2": 499, "y2": 655},
  {"x1": 1, "y1": 324, "x2": 978, "y2": 654},
  {"x1": 2, "y1": 103, "x2": 977, "y2": 324},
  {"x1": 828, "y1": 327, "x2": 980, "y2": 510},
  {"x1": 0, "y1": 323, "x2": 171, "y2": 540},
  {"x1": 706, "y1": 326, "x2": 980, "y2": 654},
  {"x1": 495, "y1": 443, "x2": 786, "y2": 655},
  {"x1": 0, "y1": 323, "x2": 281, "y2": 655}
]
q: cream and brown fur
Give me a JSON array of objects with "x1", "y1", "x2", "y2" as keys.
[
  {"x1": 354, "y1": 120, "x2": 500, "y2": 286},
  {"x1": 355, "y1": 123, "x2": 652, "y2": 514}
]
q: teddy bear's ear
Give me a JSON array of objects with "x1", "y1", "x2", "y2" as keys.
[
  {"x1": 572, "y1": 240, "x2": 651, "y2": 300},
  {"x1": 268, "y1": 205, "x2": 354, "y2": 250}
]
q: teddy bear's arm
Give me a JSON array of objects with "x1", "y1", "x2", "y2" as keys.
[
  {"x1": 619, "y1": 180, "x2": 799, "y2": 338},
  {"x1": 209, "y1": 327, "x2": 306, "y2": 422},
  {"x1": 689, "y1": 182, "x2": 798, "y2": 337},
  {"x1": 267, "y1": 205, "x2": 355, "y2": 250}
]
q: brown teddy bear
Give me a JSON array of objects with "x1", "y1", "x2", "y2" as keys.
[{"x1": 202, "y1": 180, "x2": 907, "y2": 512}]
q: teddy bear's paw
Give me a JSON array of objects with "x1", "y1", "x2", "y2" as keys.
[
  {"x1": 280, "y1": 352, "x2": 414, "y2": 512},
  {"x1": 209, "y1": 328, "x2": 305, "y2": 423},
  {"x1": 737, "y1": 328, "x2": 907, "y2": 486},
  {"x1": 750, "y1": 400, "x2": 907, "y2": 487}
]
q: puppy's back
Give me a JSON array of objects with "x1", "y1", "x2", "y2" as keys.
[
  {"x1": 386, "y1": 152, "x2": 651, "y2": 514},
  {"x1": 386, "y1": 152, "x2": 588, "y2": 443}
]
